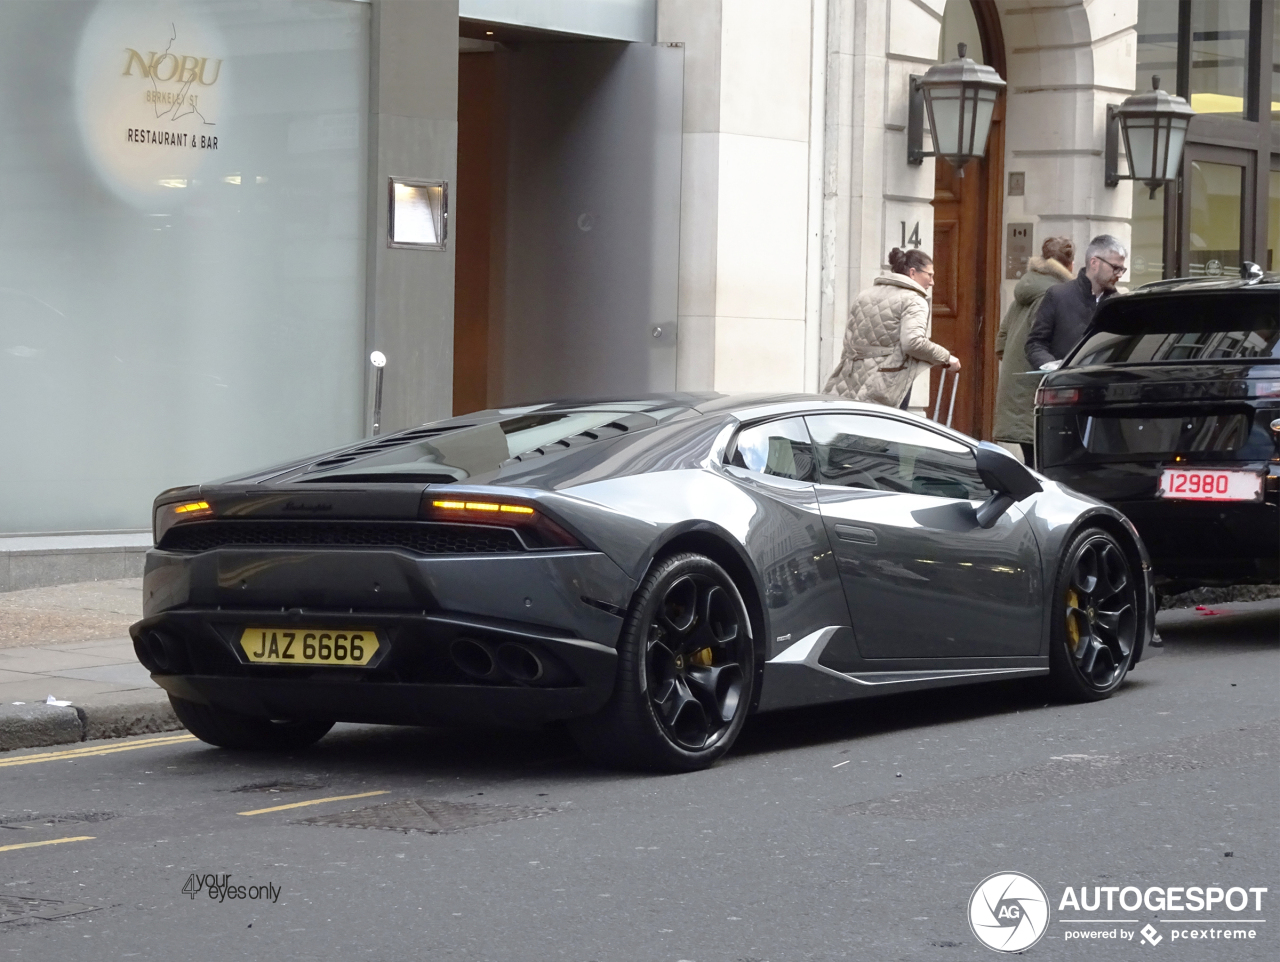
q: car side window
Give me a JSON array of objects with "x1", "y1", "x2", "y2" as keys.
[
  {"x1": 728, "y1": 417, "x2": 817, "y2": 482},
  {"x1": 805, "y1": 414, "x2": 989, "y2": 500}
]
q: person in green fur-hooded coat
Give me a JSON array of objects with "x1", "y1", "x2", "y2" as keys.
[{"x1": 993, "y1": 237, "x2": 1075, "y2": 462}]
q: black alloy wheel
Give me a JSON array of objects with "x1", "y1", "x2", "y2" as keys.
[
  {"x1": 1049, "y1": 528, "x2": 1138, "y2": 701},
  {"x1": 568, "y1": 552, "x2": 755, "y2": 772}
]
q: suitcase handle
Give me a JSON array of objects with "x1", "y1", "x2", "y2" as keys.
[{"x1": 931, "y1": 368, "x2": 959, "y2": 427}]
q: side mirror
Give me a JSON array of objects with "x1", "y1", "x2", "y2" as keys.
[{"x1": 973, "y1": 441, "x2": 1042, "y2": 528}]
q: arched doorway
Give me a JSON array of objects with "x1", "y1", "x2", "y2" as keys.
[{"x1": 929, "y1": 0, "x2": 1005, "y2": 439}]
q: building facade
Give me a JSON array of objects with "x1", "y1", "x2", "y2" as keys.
[{"x1": 1, "y1": 0, "x2": 1277, "y2": 535}]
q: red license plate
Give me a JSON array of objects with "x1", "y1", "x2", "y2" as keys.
[{"x1": 1158, "y1": 468, "x2": 1262, "y2": 502}]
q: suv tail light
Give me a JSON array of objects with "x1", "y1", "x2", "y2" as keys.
[
  {"x1": 1035, "y1": 386, "x2": 1080, "y2": 406},
  {"x1": 1251, "y1": 380, "x2": 1280, "y2": 398}
]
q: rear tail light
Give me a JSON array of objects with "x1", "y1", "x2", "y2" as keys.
[
  {"x1": 421, "y1": 497, "x2": 581, "y2": 549},
  {"x1": 154, "y1": 499, "x2": 214, "y2": 544},
  {"x1": 1035, "y1": 386, "x2": 1080, "y2": 406},
  {"x1": 429, "y1": 499, "x2": 534, "y2": 518}
]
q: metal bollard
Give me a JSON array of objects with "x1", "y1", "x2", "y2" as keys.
[{"x1": 370, "y1": 350, "x2": 386, "y2": 436}]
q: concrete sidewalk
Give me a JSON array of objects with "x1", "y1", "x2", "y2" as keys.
[{"x1": 0, "y1": 577, "x2": 179, "y2": 751}]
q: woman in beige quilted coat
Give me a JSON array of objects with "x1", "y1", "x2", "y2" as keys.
[{"x1": 823, "y1": 247, "x2": 960, "y2": 409}]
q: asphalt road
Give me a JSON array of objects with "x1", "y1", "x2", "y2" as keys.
[{"x1": 2, "y1": 602, "x2": 1275, "y2": 962}]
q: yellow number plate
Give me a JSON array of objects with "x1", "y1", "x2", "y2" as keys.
[{"x1": 239, "y1": 628, "x2": 380, "y2": 666}]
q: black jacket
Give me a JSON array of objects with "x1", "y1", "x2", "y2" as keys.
[{"x1": 1024, "y1": 269, "x2": 1115, "y2": 368}]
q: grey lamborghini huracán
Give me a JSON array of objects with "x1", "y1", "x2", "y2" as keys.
[{"x1": 132, "y1": 394, "x2": 1157, "y2": 771}]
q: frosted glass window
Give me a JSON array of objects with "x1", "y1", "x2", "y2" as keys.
[
  {"x1": 1188, "y1": 160, "x2": 1244, "y2": 276},
  {"x1": 1273, "y1": 11, "x2": 1280, "y2": 122},
  {"x1": 0, "y1": 0, "x2": 369, "y2": 533},
  {"x1": 1268, "y1": 169, "x2": 1279, "y2": 272},
  {"x1": 1188, "y1": 0, "x2": 1251, "y2": 117},
  {"x1": 1129, "y1": 184, "x2": 1167, "y2": 286},
  {"x1": 1135, "y1": 0, "x2": 1178, "y2": 93}
]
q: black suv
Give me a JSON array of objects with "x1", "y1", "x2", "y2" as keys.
[{"x1": 1035, "y1": 271, "x2": 1279, "y2": 591}]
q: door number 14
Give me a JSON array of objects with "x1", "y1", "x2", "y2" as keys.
[{"x1": 900, "y1": 221, "x2": 922, "y2": 248}]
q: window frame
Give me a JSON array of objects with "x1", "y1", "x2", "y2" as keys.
[
  {"x1": 723, "y1": 415, "x2": 820, "y2": 484},
  {"x1": 1141, "y1": 0, "x2": 1280, "y2": 277}
]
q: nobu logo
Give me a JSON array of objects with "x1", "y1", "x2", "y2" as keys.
[{"x1": 123, "y1": 48, "x2": 222, "y2": 85}]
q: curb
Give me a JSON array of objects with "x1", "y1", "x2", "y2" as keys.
[
  {"x1": 0, "y1": 532, "x2": 150, "y2": 592},
  {"x1": 0, "y1": 697, "x2": 183, "y2": 753}
]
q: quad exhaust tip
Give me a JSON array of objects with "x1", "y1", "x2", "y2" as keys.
[
  {"x1": 450, "y1": 637, "x2": 498, "y2": 679},
  {"x1": 450, "y1": 637, "x2": 544, "y2": 683},
  {"x1": 135, "y1": 630, "x2": 180, "y2": 673},
  {"x1": 496, "y1": 642, "x2": 543, "y2": 682}
]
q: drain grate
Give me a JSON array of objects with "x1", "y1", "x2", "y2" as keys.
[
  {"x1": 295, "y1": 797, "x2": 556, "y2": 834},
  {"x1": 0, "y1": 896, "x2": 99, "y2": 925}
]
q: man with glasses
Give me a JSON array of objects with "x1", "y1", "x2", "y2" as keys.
[{"x1": 1025, "y1": 234, "x2": 1127, "y2": 371}]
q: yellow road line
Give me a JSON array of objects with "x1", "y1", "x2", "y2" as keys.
[
  {"x1": 238, "y1": 790, "x2": 389, "y2": 817},
  {"x1": 0, "y1": 734, "x2": 196, "y2": 768},
  {"x1": 0, "y1": 835, "x2": 95, "y2": 854},
  {"x1": 7, "y1": 733, "x2": 194, "y2": 761}
]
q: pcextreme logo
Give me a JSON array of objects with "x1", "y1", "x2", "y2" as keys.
[{"x1": 968, "y1": 871, "x2": 1050, "y2": 953}]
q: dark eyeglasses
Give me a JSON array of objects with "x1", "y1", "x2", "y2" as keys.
[{"x1": 1096, "y1": 256, "x2": 1127, "y2": 276}]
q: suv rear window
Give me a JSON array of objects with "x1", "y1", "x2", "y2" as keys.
[{"x1": 1070, "y1": 293, "x2": 1279, "y2": 366}]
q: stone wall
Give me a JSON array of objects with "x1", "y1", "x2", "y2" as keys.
[{"x1": 660, "y1": 0, "x2": 1143, "y2": 404}]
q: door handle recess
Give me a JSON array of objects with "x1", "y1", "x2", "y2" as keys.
[{"x1": 835, "y1": 524, "x2": 877, "y2": 545}]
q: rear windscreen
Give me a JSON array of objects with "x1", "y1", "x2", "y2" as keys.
[
  {"x1": 1069, "y1": 293, "x2": 1279, "y2": 366},
  {"x1": 298, "y1": 406, "x2": 690, "y2": 482}
]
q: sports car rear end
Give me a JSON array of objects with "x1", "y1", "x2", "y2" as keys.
[{"x1": 129, "y1": 403, "x2": 707, "y2": 732}]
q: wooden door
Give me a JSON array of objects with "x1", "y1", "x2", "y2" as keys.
[
  {"x1": 453, "y1": 52, "x2": 498, "y2": 416},
  {"x1": 929, "y1": 91, "x2": 1004, "y2": 439},
  {"x1": 927, "y1": 0, "x2": 1006, "y2": 440}
]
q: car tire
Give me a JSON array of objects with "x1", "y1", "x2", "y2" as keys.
[
  {"x1": 1048, "y1": 527, "x2": 1139, "y2": 702},
  {"x1": 568, "y1": 552, "x2": 756, "y2": 773},
  {"x1": 169, "y1": 695, "x2": 334, "y2": 751}
]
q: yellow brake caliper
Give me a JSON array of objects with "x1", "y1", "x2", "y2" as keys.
[
  {"x1": 689, "y1": 648, "x2": 714, "y2": 667},
  {"x1": 1065, "y1": 588, "x2": 1081, "y2": 653}
]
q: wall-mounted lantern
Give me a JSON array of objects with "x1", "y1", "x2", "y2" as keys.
[
  {"x1": 1105, "y1": 76, "x2": 1195, "y2": 199},
  {"x1": 908, "y1": 43, "x2": 1006, "y2": 175}
]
